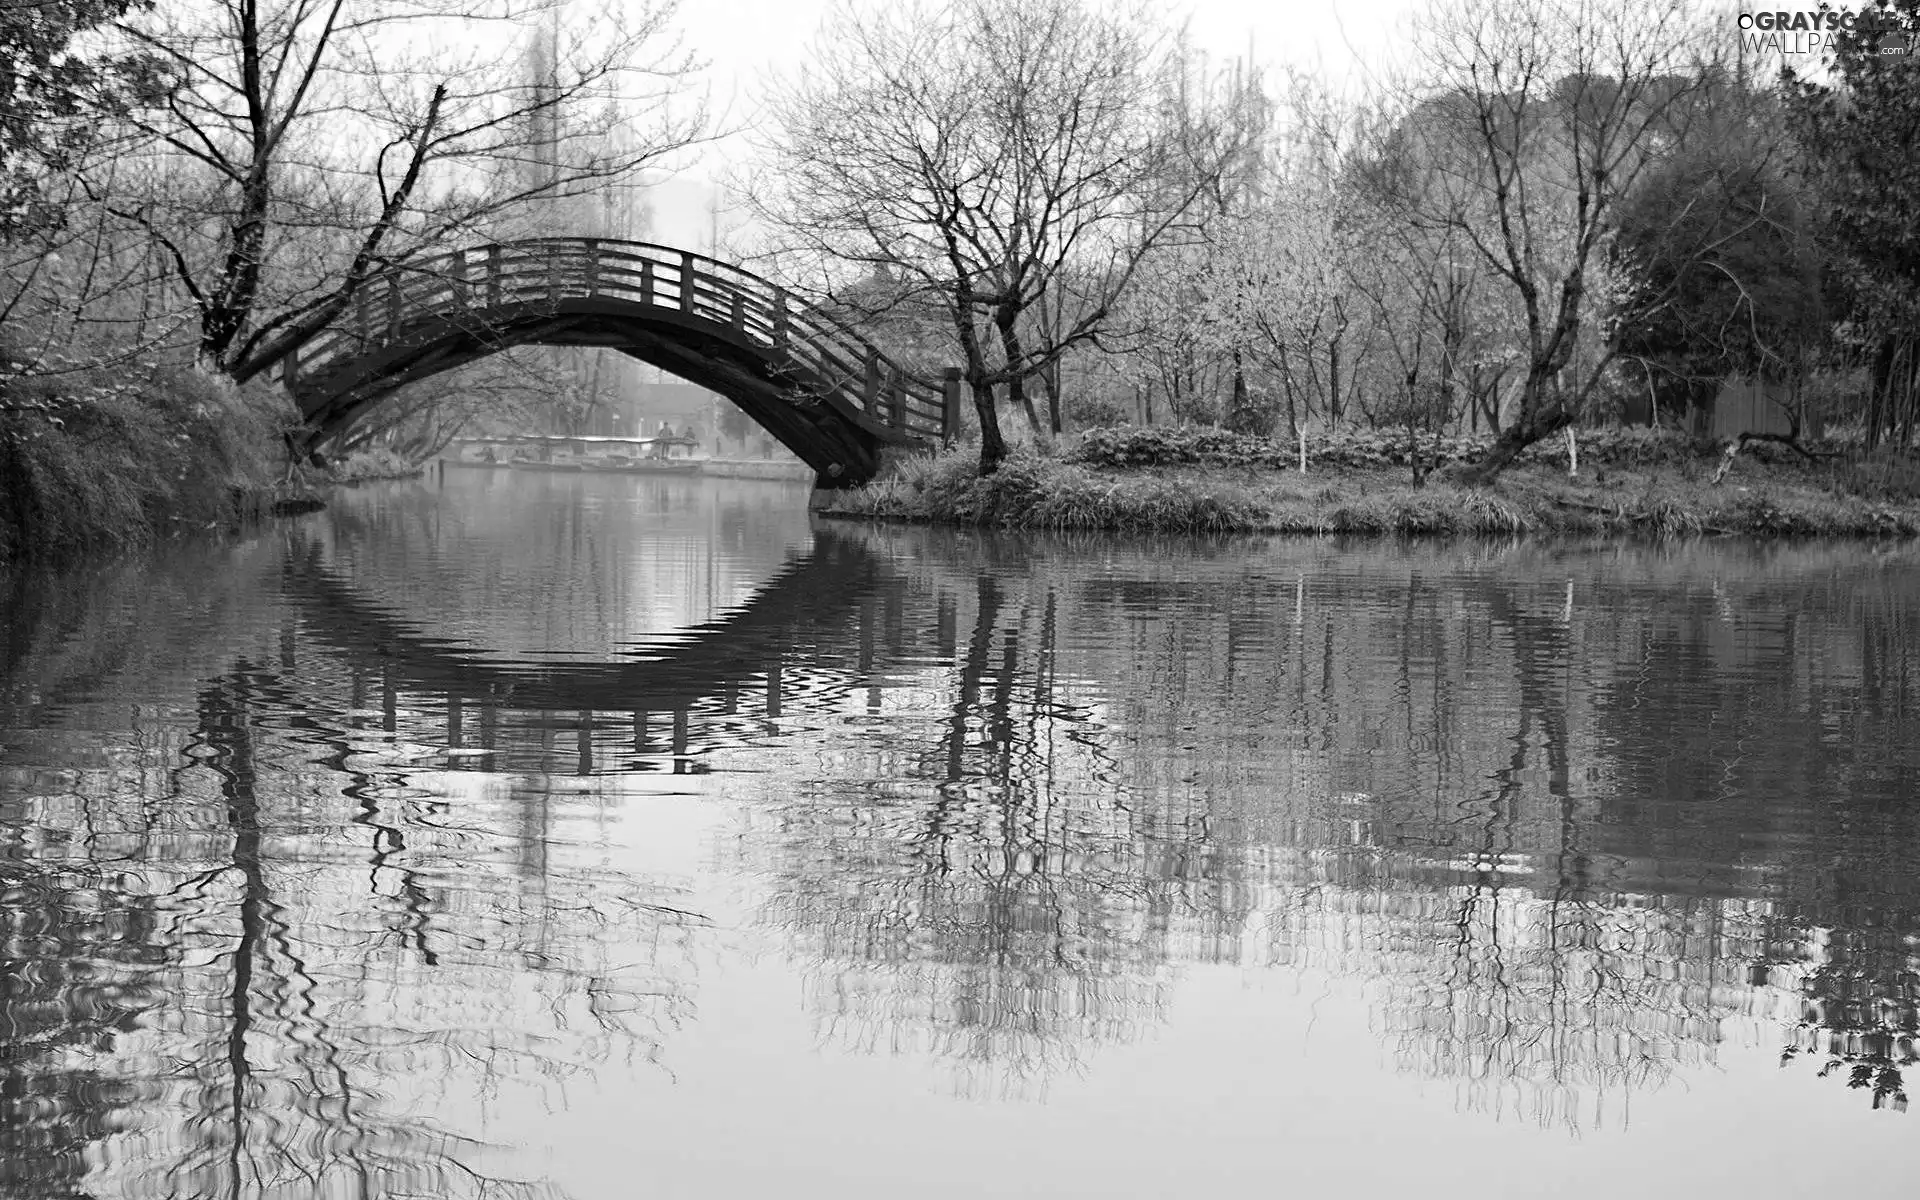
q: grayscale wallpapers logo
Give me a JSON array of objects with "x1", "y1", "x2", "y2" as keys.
[{"x1": 1735, "y1": 9, "x2": 1917, "y2": 57}]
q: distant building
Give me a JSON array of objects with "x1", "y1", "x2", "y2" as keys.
[
  {"x1": 1618, "y1": 375, "x2": 1800, "y2": 439},
  {"x1": 627, "y1": 381, "x2": 718, "y2": 432},
  {"x1": 608, "y1": 378, "x2": 791, "y2": 460}
]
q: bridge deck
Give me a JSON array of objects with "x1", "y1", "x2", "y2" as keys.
[{"x1": 284, "y1": 239, "x2": 958, "y2": 483}]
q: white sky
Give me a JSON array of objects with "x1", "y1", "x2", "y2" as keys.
[
  {"x1": 643, "y1": 0, "x2": 1426, "y2": 246},
  {"x1": 669, "y1": 0, "x2": 1422, "y2": 117}
]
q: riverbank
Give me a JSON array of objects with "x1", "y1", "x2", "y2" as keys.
[
  {"x1": 815, "y1": 432, "x2": 1920, "y2": 538},
  {"x1": 0, "y1": 362, "x2": 321, "y2": 564}
]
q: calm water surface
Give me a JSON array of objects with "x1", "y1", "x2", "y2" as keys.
[{"x1": 2, "y1": 469, "x2": 1918, "y2": 1198}]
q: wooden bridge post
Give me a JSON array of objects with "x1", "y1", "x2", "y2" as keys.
[
  {"x1": 942, "y1": 367, "x2": 964, "y2": 445},
  {"x1": 449, "y1": 249, "x2": 468, "y2": 307},
  {"x1": 679, "y1": 251, "x2": 697, "y2": 315},
  {"x1": 486, "y1": 245, "x2": 504, "y2": 307},
  {"x1": 888, "y1": 366, "x2": 906, "y2": 429},
  {"x1": 640, "y1": 259, "x2": 655, "y2": 306},
  {"x1": 583, "y1": 238, "x2": 600, "y2": 296},
  {"x1": 773, "y1": 290, "x2": 790, "y2": 348},
  {"x1": 729, "y1": 290, "x2": 746, "y2": 331},
  {"x1": 864, "y1": 349, "x2": 882, "y2": 415}
]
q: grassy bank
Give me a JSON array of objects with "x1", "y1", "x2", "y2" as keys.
[
  {"x1": 0, "y1": 360, "x2": 319, "y2": 564},
  {"x1": 819, "y1": 431, "x2": 1920, "y2": 539}
]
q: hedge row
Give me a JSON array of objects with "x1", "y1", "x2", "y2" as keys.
[{"x1": 1068, "y1": 425, "x2": 1731, "y2": 471}]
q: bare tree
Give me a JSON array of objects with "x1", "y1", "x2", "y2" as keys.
[
  {"x1": 1386, "y1": 0, "x2": 1709, "y2": 481},
  {"x1": 753, "y1": 0, "x2": 1246, "y2": 474},
  {"x1": 97, "y1": 0, "x2": 709, "y2": 385}
]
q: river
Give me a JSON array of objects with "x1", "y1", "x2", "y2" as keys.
[{"x1": 2, "y1": 468, "x2": 1917, "y2": 1198}]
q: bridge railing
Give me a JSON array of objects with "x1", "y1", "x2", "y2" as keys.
[{"x1": 287, "y1": 239, "x2": 949, "y2": 440}]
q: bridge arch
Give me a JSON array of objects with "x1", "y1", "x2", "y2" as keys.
[{"x1": 282, "y1": 239, "x2": 956, "y2": 485}]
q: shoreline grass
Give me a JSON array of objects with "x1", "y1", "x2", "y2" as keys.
[
  {"x1": 0, "y1": 362, "x2": 321, "y2": 565},
  {"x1": 818, "y1": 440, "x2": 1920, "y2": 540}
]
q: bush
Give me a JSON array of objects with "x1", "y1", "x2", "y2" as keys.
[
  {"x1": 839, "y1": 442, "x2": 1266, "y2": 532},
  {"x1": 1065, "y1": 394, "x2": 1131, "y2": 430},
  {"x1": 1067, "y1": 424, "x2": 1721, "y2": 472},
  {"x1": 0, "y1": 357, "x2": 297, "y2": 563},
  {"x1": 1836, "y1": 448, "x2": 1920, "y2": 503}
]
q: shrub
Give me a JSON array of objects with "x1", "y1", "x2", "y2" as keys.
[
  {"x1": 838, "y1": 443, "x2": 1265, "y2": 532},
  {"x1": 1836, "y1": 448, "x2": 1920, "y2": 503},
  {"x1": 0, "y1": 357, "x2": 297, "y2": 563},
  {"x1": 1067, "y1": 424, "x2": 1720, "y2": 472},
  {"x1": 1065, "y1": 394, "x2": 1131, "y2": 430}
]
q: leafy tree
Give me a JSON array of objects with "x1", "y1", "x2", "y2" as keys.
[
  {"x1": 1612, "y1": 74, "x2": 1829, "y2": 433},
  {"x1": 1789, "y1": 0, "x2": 1920, "y2": 446},
  {"x1": 0, "y1": 0, "x2": 163, "y2": 240}
]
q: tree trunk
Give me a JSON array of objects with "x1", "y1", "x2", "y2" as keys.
[
  {"x1": 1459, "y1": 379, "x2": 1572, "y2": 484},
  {"x1": 1327, "y1": 337, "x2": 1343, "y2": 428},
  {"x1": 973, "y1": 379, "x2": 1006, "y2": 473},
  {"x1": 957, "y1": 313, "x2": 1007, "y2": 474},
  {"x1": 1896, "y1": 334, "x2": 1912, "y2": 447},
  {"x1": 1229, "y1": 350, "x2": 1250, "y2": 430},
  {"x1": 1045, "y1": 358, "x2": 1062, "y2": 435},
  {"x1": 1869, "y1": 336, "x2": 1894, "y2": 450},
  {"x1": 994, "y1": 308, "x2": 1045, "y2": 440}
]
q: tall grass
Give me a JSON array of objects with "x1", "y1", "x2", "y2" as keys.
[{"x1": 0, "y1": 357, "x2": 298, "y2": 563}]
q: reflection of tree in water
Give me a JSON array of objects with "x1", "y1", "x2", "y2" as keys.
[
  {"x1": 1, "y1": 582, "x2": 704, "y2": 1200},
  {"x1": 1344, "y1": 577, "x2": 1756, "y2": 1126},
  {"x1": 745, "y1": 571, "x2": 1206, "y2": 1097},
  {"x1": 1260, "y1": 884, "x2": 1777, "y2": 1126},
  {"x1": 1769, "y1": 792, "x2": 1920, "y2": 1112},
  {"x1": 0, "y1": 824, "x2": 164, "y2": 1199},
  {"x1": 1781, "y1": 924, "x2": 1919, "y2": 1112},
  {"x1": 1587, "y1": 568, "x2": 1920, "y2": 1113},
  {"x1": 91, "y1": 662, "x2": 703, "y2": 1198},
  {"x1": 751, "y1": 528, "x2": 1920, "y2": 1122}
]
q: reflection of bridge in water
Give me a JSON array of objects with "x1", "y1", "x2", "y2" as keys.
[
  {"x1": 284, "y1": 527, "x2": 918, "y2": 773},
  {"x1": 280, "y1": 520, "x2": 1920, "y2": 1119}
]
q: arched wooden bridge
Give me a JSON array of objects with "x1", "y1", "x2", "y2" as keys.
[{"x1": 282, "y1": 239, "x2": 959, "y2": 486}]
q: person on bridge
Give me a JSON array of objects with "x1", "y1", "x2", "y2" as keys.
[{"x1": 654, "y1": 422, "x2": 675, "y2": 460}]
